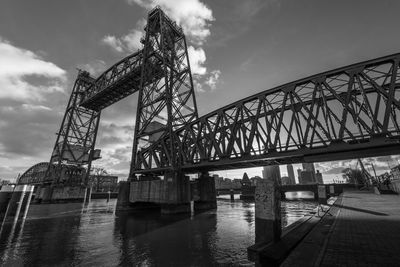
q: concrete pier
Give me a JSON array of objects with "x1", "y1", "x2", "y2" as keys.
[
  {"x1": 116, "y1": 181, "x2": 132, "y2": 211},
  {"x1": 34, "y1": 185, "x2": 91, "y2": 203},
  {"x1": 161, "y1": 172, "x2": 190, "y2": 214},
  {"x1": 36, "y1": 186, "x2": 53, "y2": 203},
  {"x1": 194, "y1": 172, "x2": 217, "y2": 211},
  {"x1": 248, "y1": 165, "x2": 282, "y2": 265},
  {"x1": 254, "y1": 178, "x2": 282, "y2": 244},
  {"x1": 116, "y1": 172, "x2": 192, "y2": 214}
]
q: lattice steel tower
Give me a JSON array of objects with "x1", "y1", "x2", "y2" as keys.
[
  {"x1": 47, "y1": 71, "x2": 101, "y2": 185},
  {"x1": 130, "y1": 7, "x2": 198, "y2": 178}
]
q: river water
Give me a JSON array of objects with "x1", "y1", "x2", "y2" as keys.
[{"x1": 0, "y1": 192, "x2": 317, "y2": 266}]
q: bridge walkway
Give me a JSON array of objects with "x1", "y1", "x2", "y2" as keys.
[{"x1": 282, "y1": 190, "x2": 400, "y2": 266}]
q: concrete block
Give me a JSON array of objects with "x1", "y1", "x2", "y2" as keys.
[
  {"x1": 254, "y1": 179, "x2": 281, "y2": 244},
  {"x1": 194, "y1": 173, "x2": 217, "y2": 211}
]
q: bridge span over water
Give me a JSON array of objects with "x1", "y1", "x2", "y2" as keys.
[{"x1": 18, "y1": 7, "x2": 399, "y2": 208}]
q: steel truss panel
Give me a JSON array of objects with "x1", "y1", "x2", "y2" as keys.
[
  {"x1": 79, "y1": 51, "x2": 164, "y2": 111},
  {"x1": 135, "y1": 53, "x2": 400, "y2": 174}
]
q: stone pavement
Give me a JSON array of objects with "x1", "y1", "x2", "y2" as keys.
[{"x1": 282, "y1": 190, "x2": 400, "y2": 267}]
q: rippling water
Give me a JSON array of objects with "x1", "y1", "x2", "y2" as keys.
[{"x1": 0, "y1": 193, "x2": 317, "y2": 266}]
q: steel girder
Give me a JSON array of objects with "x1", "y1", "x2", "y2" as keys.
[
  {"x1": 79, "y1": 51, "x2": 144, "y2": 111},
  {"x1": 47, "y1": 71, "x2": 101, "y2": 185},
  {"x1": 135, "y1": 53, "x2": 400, "y2": 174},
  {"x1": 129, "y1": 7, "x2": 198, "y2": 177}
]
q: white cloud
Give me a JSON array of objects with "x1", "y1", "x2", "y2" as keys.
[
  {"x1": 0, "y1": 37, "x2": 66, "y2": 101},
  {"x1": 102, "y1": 35, "x2": 126, "y2": 53},
  {"x1": 102, "y1": 18, "x2": 146, "y2": 54},
  {"x1": 193, "y1": 79, "x2": 205, "y2": 93},
  {"x1": 127, "y1": 0, "x2": 214, "y2": 45},
  {"x1": 78, "y1": 59, "x2": 107, "y2": 76},
  {"x1": 205, "y1": 69, "x2": 221, "y2": 90},
  {"x1": 188, "y1": 46, "x2": 207, "y2": 75},
  {"x1": 122, "y1": 29, "x2": 143, "y2": 51},
  {"x1": 102, "y1": 29, "x2": 143, "y2": 54}
]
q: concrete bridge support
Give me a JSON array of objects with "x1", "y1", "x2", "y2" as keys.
[
  {"x1": 193, "y1": 172, "x2": 216, "y2": 211},
  {"x1": 248, "y1": 165, "x2": 282, "y2": 265},
  {"x1": 161, "y1": 172, "x2": 191, "y2": 214},
  {"x1": 255, "y1": 171, "x2": 282, "y2": 245},
  {"x1": 116, "y1": 172, "x2": 191, "y2": 214},
  {"x1": 37, "y1": 186, "x2": 53, "y2": 203},
  {"x1": 116, "y1": 181, "x2": 132, "y2": 211}
]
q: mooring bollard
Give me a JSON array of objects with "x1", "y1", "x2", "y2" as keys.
[
  {"x1": 318, "y1": 185, "x2": 327, "y2": 205},
  {"x1": 254, "y1": 178, "x2": 281, "y2": 244}
]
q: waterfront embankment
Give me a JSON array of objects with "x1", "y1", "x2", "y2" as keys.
[{"x1": 282, "y1": 189, "x2": 400, "y2": 266}]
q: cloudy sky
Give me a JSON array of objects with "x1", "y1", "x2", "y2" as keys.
[{"x1": 0, "y1": 0, "x2": 400, "y2": 182}]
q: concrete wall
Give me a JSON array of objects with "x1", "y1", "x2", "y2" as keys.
[
  {"x1": 129, "y1": 176, "x2": 191, "y2": 205},
  {"x1": 51, "y1": 186, "x2": 87, "y2": 202},
  {"x1": 130, "y1": 180, "x2": 165, "y2": 203}
]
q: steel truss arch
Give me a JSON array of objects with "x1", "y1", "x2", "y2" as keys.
[
  {"x1": 18, "y1": 162, "x2": 50, "y2": 185},
  {"x1": 134, "y1": 53, "x2": 400, "y2": 174}
]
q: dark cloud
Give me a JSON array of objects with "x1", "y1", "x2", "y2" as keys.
[{"x1": 0, "y1": 103, "x2": 61, "y2": 158}]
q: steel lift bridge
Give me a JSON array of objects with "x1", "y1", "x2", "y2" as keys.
[{"x1": 47, "y1": 7, "x2": 400, "y2": 187}]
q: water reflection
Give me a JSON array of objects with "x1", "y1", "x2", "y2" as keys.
[{"x1": 0, "y1": 197, "x2": 317, "y2": 266}]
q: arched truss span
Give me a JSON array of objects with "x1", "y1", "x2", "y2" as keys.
[
  {"x1": 134, "y1": 53, "x2": 400, "y2": 174},
  {"x1": 18, "y1": 162, "x2": 50, "y2": 185}
]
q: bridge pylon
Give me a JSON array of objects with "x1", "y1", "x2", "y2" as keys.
[
  {"x1": 46, "y1": 71, "x2": 101, "y2": 188},
  {"x1": 129, "y1": 7, "x2": 198, "y2": 179}
]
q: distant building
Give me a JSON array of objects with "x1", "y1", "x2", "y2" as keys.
[
  {"x1": 250, "y1": 176, "x2": 262, "y2": 186},
  {"x1": 297, "y1": 168, "x2": 302, "y2": 182},
  {"x1": 281, "y1": 176, "x2": 290, "y2": 185},
  {"x1": 262, "y1": 165, "x2": 281, "y2": 181},
  {"x1": 89, "y1": 175, "x2": 118, "y2": 192},
  {"x1": 213, "y1": 174, "x2": 224, "y2": 189},
  {"x1": 315, "y1": 170, "x2": 324, "y2": 184},
  {"x1": 302, "y1": 163, "x2": 316, "y2": 182},
  {"x1": 0, "y1": 180, "x2": 11, "y2": 185},
  {"x1": 242, "y1": 172, "x2": 251, "y2": 186},
  {"x1": 299, "y1": 170, "x2": 315, "y2": 184},
  {"x1": 232, "y1": 179, "x2": 242, "y2": 189},
  {"x1": 287, "y1": 164, "x2": 296, "y2": 184}
]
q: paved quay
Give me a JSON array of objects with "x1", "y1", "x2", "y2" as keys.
[{"x1": 282, "y1": 190, "x2": 400, "y2": 267}]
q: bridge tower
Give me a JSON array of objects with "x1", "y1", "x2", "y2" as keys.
[
  {"x1": 126, "y1": 7, "x2": 199, "y2": 213},
  {"x1": 130, "y1": 7, "x2": 198, "y2": 177},
  {"x1": 47, "y1": 71, "x2": 101, "y2": 187}
]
